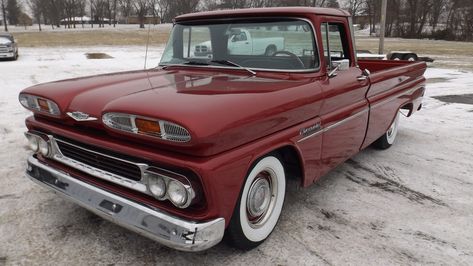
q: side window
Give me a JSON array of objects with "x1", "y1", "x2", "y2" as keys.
[
  {"x1": 239, "y1": 32, "x2": 247, "y2": 41},
  {"x1": 321, "y1": 22, "x2": 351, "y2": 69}
]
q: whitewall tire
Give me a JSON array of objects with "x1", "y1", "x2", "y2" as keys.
[
  {"x1": 226, "y1": 155, "x2": 286, "y2": 249},
  {"x1": 374, "y1": 111, "x2": 400, "y2": 149}
]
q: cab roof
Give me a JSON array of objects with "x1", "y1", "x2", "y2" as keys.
[{"x1": 175, "y1": 7, "x2": 351, "y2": 22}]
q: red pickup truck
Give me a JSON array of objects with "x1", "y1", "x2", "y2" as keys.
[{"x1": 19, "y1": 7, "x2": 426, "y2": 251}]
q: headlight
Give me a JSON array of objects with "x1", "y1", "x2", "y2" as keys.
[
  {"x1": 38, "y1": 138, "x2": 50, "y2": 156},
  {"x1": 25, "y1": 133, "x2": 39, "y2": 152},
  {"x1": 145, "y1": 168, "x2": 196, "y2": 208},
  {"x1": 148, "y1": 175, "x2": 166, "y2": 199},
  {"x1": 19, "y1": 94, "x2": 61, "y2": 116},
  {"x1": 102, "y1": 113, "x2": 191, "y2": 142},
  {"x1": 25, "y1": 132, "x2": 51, "y2": 157},
  {"x1": 167, "y1": 180, "x2": 188, "y2": 207}
]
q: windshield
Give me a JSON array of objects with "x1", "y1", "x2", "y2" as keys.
[
  {"x1": 0, "y1": 37, "x2": 12, "y2": 45},
  {"x1": 159, "y1": 19, "x2": 319, "y2": 71}
]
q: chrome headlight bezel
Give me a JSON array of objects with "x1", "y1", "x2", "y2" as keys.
[
  {"x1": 102, "y1": 112, "x2": 191, "y2": 143},
  {"x1": 145, "y1": 167, "x2": 196, "y2": 208},
  {"x1": 19, "y1": 94, "x2": 61, "y2": 117}
]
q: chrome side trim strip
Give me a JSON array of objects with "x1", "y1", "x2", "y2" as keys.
[
  {"x1": 297, "y1": 85, "x2": 423, "y2": 143},
  {"x1": 297, "y1": 108, "x2": 369, "y2": 143},
  {"x1": 322, "y1": 108, "x2": 369, "y2": 133},
  {"x1": 297, "y1": 127, "x2": 323, "y2": 143},
  {"x1": 26, "y1": 155, "x2": 225, "y2": 252}
]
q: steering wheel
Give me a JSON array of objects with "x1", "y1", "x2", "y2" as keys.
[{"x1": 272, "y1": 51, "x2": 305, "y2": 68}]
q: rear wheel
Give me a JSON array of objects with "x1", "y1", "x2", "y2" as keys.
[
  {"x1": 264, "y1": 45, "x2": 277, "y2": 56},
  {"x1": 373, "y1": 111, "x2": 400, "y2": 149},
  {"x1": 226, "y1": 155, "x2": 286, "y2": 250},
  {"x1": 390, "y1": 53, "x2": 403, "y2": 60},
  {"x1": 403, "y1": 53, "x2": 418, "y2": 61}
]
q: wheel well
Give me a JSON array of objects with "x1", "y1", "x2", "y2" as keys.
[
  {"x1": 266, "y1": 44, "x2": 276, "y2": 51},
  {"x1": 401, "y1": 103, "x2": 414, "y2": 116},
  {"x1": 273, "y1": 146, "x2": 303, "y2": 185}
]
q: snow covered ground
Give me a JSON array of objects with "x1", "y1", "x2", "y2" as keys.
[{"x1": 0, "y1": 47, "x2": 473, "y2": 265}]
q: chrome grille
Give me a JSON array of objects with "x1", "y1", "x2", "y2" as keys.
[
  {"x1": 162, "y1": 122, "x2": 191, "y2": 142},
  {"x1": 55, "y1": 139, "x2": 143, "y2": 181}
]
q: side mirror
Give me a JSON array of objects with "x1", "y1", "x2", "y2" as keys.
[
  {"x1": 332, "y1": 59, "x2": 349, "y2": 71},
  {"x1": 328, "y1": 59, "x2": 350, "y2": 78}
]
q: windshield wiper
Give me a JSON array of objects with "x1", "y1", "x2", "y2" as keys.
[
  {"x1": 183, "y1": 60, "x2": 210, "y2": 66},
  {"x1": 159, "y1": 60, "x2": 209, "y2": 69},
  {"x1": 210, "y1": 60, "x2": 256, "y2": 75}
]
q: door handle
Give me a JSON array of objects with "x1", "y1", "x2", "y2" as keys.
[{"x1": 357, "y1": 75, "x2": 368, "y2": 81}]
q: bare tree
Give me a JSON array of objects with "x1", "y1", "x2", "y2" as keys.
[
  {"x1": 1, "y1": 0, "x2": 8, "y2": 31},
  {"x1": 133, "y1": 0, "x2": 149, "y2": 28},
  {"x1": 220, "y1": 0, "x2": 247, "y2": 9},
  {"x1": 7, "y1": 0, "x2": 21, "y2": 25},
  {"x1": 430, "y1": 0, "x2": 447, "y2": 31},
  {"x1": 28, "y1": 0, "x2": 43, "y2": 31},
  {"x1": 344, "y1": 0, "x2": 364, "y2": 15},
  {"x1": 91, "y1": 0, "x2": 107, "y2": 27},
  {"x1": 118, "y1": 0, "x2": 133, "y2": 24}
]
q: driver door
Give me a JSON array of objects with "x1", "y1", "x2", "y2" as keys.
[{"x1": 228, "y1": 30, "x2": 252, "y2": 55}]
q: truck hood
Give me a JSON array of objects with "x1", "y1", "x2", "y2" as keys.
[{"x1": 22, "y1": 68, "x2": 322, "y2": 156}]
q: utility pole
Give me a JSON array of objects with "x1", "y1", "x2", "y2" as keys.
[
  {"x1": 1, "y1": 0, "x2": 8, "y2": 32},
  {"x1": 378, "y1": 0, "x2": 387, "y2": 54}
]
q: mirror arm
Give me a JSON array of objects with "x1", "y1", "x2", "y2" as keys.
[{"x1": 328, "y1": 64, "x2": 340, "y2": 78}]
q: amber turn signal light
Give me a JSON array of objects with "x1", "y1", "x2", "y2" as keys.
[
  {"x1": 135, "y1": 118, "x2": 161, "y2": 136},
  {"x1": 37, "y1": 98, "x2": 50, "y2": 112}
]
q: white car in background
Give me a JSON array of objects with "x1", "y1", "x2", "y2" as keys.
[
  {"x1": 194, "y1": 29, "x2": 284, "y2": 58},
  {"x1": 0, "y1": 33, "x2": 19, "y2": 60}
]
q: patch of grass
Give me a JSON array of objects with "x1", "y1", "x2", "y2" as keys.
[
  {"x1": 14, "y1": 28, "x2": 171, "y2": 47},
  {"x1": 356, "y1": 36, "x2": 473, "y2": 57}
]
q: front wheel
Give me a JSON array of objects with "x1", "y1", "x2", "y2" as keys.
[
  {"x1": 373, "y1": 111, "x2": 400, "y2": 149},
  {"x1": 226, "y1": 155, "x2": 286, "y2": 250}
]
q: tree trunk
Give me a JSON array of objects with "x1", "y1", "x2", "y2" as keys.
[
  {"x1": 2, "y1": 0, "x2": 8, "y2": 31},
  {"x1": 38, "y1": 15, "x2": 42, "y2": 31}
]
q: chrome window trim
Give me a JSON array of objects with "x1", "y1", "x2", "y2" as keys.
[
  {"x1": 159, "y1": 17, "x2": 321, "y2": 73},
  {"x1": 348, "y1": 17, "x2": 358, "y2": 66}
]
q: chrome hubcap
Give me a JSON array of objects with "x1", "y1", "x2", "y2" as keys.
[{"x1": 246, "y1": 171, "x2": 276, "y2": 228}]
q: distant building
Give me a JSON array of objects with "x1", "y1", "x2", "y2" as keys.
[
  {"x1": 353, "y1": 15, "x2": 369, "y2": 28},
  {"x1": 60, "y1": 16, "x2": 92, "y2": 25},
  {"x1": 18, "y1": 12, "x2": 33, "y2": 26}
]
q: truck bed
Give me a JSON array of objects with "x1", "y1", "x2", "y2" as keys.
[
  {"x1": 358, "y1": 59, "x2": 417, "y2": 73},
  {"x1": 358, "y1": 59, "x2": 427, "y2": 149}
]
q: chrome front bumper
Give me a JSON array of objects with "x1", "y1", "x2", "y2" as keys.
[
  {"x1": 26, "y1": 156, "x2": 225, "y2": 251},
  {"x1": 0, "y1": 52, "x2": 15, "y2": 58}
]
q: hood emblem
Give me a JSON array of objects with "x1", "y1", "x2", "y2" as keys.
[{"x1": 67, "y1": 111, "x2": 98, "y2": 121}]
